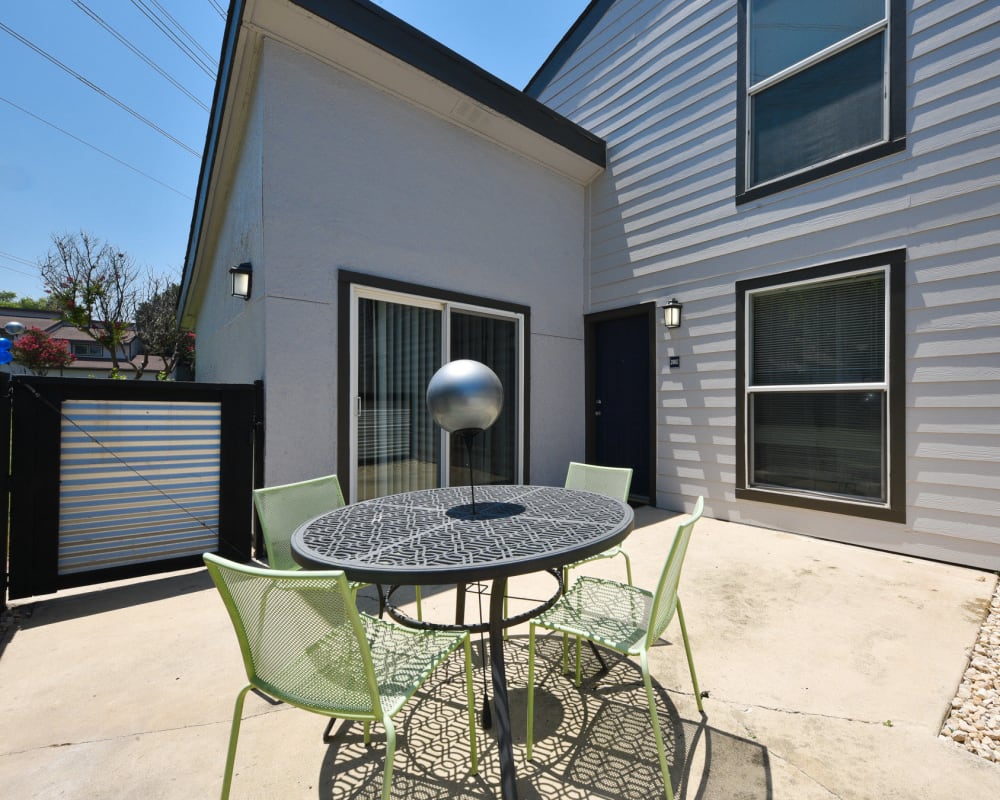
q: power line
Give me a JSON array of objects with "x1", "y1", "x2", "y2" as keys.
[
  {"x1": 0, "y1": 20, "x2": 201, "y2": 158},
  {"x1": 0, "y1": 253, "x2": 40, "y2": 280},
  {"x1": 0, "y1": 96, "x2": 194, "y2": 200},
  {"x1": 207, "y1": 0, "x2": 227, "y2": 21},
  {"x1": 0, "y1": 251, "x2": 38, "y2": 269},
  {"x1": 146, "y1": 0, "x2": 218, "y2": 68},
  {"x1": 71, "y1": 0, "x2": 211, "y2": 113},
  {"x1": 129, "y1": 0, "x2": 217, "y2": 79}
]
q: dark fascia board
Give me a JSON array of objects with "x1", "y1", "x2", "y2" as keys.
[
  {"x1": 292, "y1": 0, "x2": 605, "y2": 166},
  {"x1": 177, "y1": 0, "x2": 246, "y2": 323},
  {"x1": 178, "y1": 0, "x2": 606, "y2": 321},
  {"x1": 524, "y1": 0, "x2": 617, "y2": 98}
]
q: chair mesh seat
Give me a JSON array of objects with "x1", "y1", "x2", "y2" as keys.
[
  {"x1": 535, "y1": 576, "x2": 651, "y2": 655},
  {"x1": 362, "y1": 615, "x2": 467, "y2": 716}
]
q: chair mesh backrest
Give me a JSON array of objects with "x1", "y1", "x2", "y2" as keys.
[
  {"x1": 253, "y1": 474, "x2": 346, "y2": 570},
  {"x1": 204, "y1": 554, "x2": 381, "y2": 718},
  {"x1": 646, "y1": 496, "x2": 704, "y2": 645},
  {"x1": 564, "y1": 462, "x2": 633, "y2": 502}
]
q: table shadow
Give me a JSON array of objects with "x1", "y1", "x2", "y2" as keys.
[{"x1": 315, "y1": 635, "x2": 772, "y2": 799}]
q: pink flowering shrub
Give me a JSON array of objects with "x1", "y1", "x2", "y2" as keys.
[{"x1": 11, "y1": 327, "x2": 75, "y2": 376}]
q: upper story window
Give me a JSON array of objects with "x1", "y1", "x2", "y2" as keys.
[{"x1": 736, "y1": 0, "x2": 906, "y2": 202}]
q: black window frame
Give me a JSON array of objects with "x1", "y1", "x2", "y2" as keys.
[
  {"x1": 735, "y1": 0, "x2": 907, "y2": 203},
  {"x1": 71, "y1": 341, "x2": 105, "y2": 360},
  {"x1": 735, "y1": 250, "x2": 906, "y2": 522}
]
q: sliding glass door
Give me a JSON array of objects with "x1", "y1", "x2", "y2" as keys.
[
  {"x1": 450, "y1": 312, "x2": 518, "y2": 487},
  {"x1": 351, "y1": 286, "x2": 523, "y2": 502}
]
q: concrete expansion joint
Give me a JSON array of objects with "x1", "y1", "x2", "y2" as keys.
[
  {"x1": 763, "y1": 747, "x2": 845, "y2": 799},
  {"x1": 706, "y1": 692, "x2": 905, "y2": 729},
  {"x1": 4, "y1": 713, "x2": 259, "y2": 758}
]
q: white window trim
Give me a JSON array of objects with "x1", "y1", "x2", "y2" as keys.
[{"x1": 743, "y1": 264, "x2": 892, "y2": 509}]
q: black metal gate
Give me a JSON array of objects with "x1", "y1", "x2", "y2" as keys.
[{"x1": 2, "y1": 374, "x2": 261, "y2": 604}]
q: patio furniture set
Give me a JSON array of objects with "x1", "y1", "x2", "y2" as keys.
[{"x1": 205, "y1": 464, "x2": 705, "y2": 800}]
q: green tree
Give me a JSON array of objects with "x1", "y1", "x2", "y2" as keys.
[
  {"x1": 0, "y1": 291, "x2": 58, "y2": 310},
  {"x1": 10, "y1": 327, "x2": 75, "y2": 376},
  {"x1": 39, "y1": 231, "x2": 140, "y2": 376},
  {"x1": 133, "y1": 280, "x2": 196, "y2": 379}
]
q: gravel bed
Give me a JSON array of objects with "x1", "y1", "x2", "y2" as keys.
[{"x1": 940, "y1": 576, "x2": 1000, "y2": 763}]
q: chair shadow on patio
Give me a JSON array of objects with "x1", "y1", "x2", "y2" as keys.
[{"x1": 314, "y1": 635, "x2": 772, "y2": 799}]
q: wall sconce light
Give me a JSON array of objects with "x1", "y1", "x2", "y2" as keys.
[
  {"x1": 229, "y1": 262, "x2": 252, "y2": 300},
  {"x1": 661, "y1": 298, "x2": 682, "y2": 329}
]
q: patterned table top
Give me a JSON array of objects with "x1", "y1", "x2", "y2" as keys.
[{"x1": 291, "y1": 484, "x2": 634, "y2": 585}]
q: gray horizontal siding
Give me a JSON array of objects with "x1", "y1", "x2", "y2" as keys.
[{"x1": 537, "y1": 0, "x2": 1000, "y2": 567}]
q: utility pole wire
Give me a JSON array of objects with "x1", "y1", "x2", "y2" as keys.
[
  {"x1": 146, "y1": 0, "x2": 218, "y2": 67},
  {"x1": 0, "y1": 21, "x2": 201, "y2": 158},
  {"x1": 71, "y1": 0, "x2": 211, "y2": 113},
  {"x1": 129, "y1": 0, "x2": 217, "y2": 78},
  {"x1": 0, "y1": 95, "x2": 195, "y2": 200},
  {"x1": 207, "y1": 0, "x2": 227, "y2": 21}
]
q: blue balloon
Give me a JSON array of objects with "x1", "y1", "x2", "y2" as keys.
[
  {"x1": 0, "y1": 338, "x2": 10, "y2": 351},
  {"x1": 0, "y1": 350, "x2": 12, "y2": 364}
]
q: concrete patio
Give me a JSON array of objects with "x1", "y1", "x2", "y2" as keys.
[{"x1": 1, "y1": 505, "x2": 998, "y2": 799}]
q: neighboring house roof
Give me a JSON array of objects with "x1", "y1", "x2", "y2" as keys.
[
  {"x1": 0, "y1": 306, "x2": 167, "y2": 375},
  {"x1": 179, "y1": 0, "x2": 608, "y2": 322},
  {"x1": 0, "y1": 307, "x2": 63, "y2": 334},
  {"x1": 524, "y1": 0, "x2": 617, "y2": 98}
]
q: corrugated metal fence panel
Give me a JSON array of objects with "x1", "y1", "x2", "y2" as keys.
[{"x1": 58, "y1": 399, "x2": 222, "y2": 575}]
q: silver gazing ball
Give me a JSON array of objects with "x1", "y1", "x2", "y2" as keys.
[
  {"x1": 4, "y1": 321, "x2": 25, "y2": 336},
  {"x1": 426, "y1": 359, "x2": 503, "y2": 434}
]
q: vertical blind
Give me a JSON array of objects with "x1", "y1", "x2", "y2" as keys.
[
  {"x1": 450, "y1": 312, "x2": 518, "y2": 486},
  {"x1": 357, "y1": 298, "x2": 442, "y2": 501},
  {"x1": 58, "y1": 400, "x2": 221, "y2": 575}
]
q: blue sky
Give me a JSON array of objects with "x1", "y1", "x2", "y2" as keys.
[{"x1": 0, "y1": 0, "x2": 589, "y2": 301}]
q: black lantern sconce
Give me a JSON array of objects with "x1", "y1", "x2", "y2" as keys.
[
  {"x1": 229, "y1": 262, "x2": 252, "y2": 300},
  {"x1": 661, "y1": 298, "x2": 682, "y2": 329}
]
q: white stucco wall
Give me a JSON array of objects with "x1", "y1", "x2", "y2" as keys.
[
  {"x1": 191, "y1": 81, "x2": 266, "y2": 385},
  {"x1": 252, "y1": 39, "x2": 588, "y2": 488}
]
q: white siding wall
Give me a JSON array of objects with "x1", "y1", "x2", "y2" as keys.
[
  {"x1": 255, "y1": 39, "x2": 588, "y2": 488},
  {"x1": 536, "y1": 0, "x2": 1000, "y2": 568}
]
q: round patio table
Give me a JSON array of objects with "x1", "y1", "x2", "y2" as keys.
[{"x1": 291, "y1": 483, "x2": 634, "y2": 800}]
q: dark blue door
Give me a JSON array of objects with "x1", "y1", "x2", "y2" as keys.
[{"x1": 590, "y1": 311, "x2": 651, "y2": 502}]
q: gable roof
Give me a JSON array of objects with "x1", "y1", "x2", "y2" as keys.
[
  {"x1": 179, "y1": 0, "x2": 607, "y2": 321},
  {"x1": 524, "y1": 0, "x2": 618, "y2": 98}
]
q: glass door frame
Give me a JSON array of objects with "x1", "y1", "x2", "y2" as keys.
[{"x1": 348, "y1": 282, "x2": 525, "y2": 503}]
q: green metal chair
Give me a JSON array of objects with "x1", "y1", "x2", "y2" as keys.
[
  {"x1": 203, "y1": 554, "x2": 478, "y2": 800},
  {"x1": 253, "y1": 474, "x2": 422, "y2": 618},
  {"x1": 562, "y1": 462, "x2": 634, "y2": 584},
  {"x1": 253, "y1": 474, "x2": 347, "y2": 571},
  {"x1": 526, "y1": 496, "x2": 705, "y2": 800},
  {"x1": 503, "y1": 463, "x2": 633, "y2": 640}
]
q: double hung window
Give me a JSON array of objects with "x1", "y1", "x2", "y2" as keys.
[
  {"x1": 737, "y1": 0, "x2": 905, "y2": 200},
  {"x1": 736, "y1": 252, "x2": 904, "y2": 521}
]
